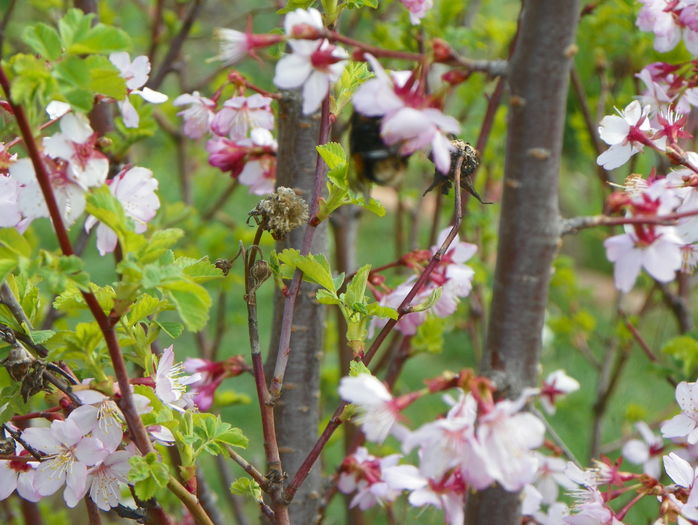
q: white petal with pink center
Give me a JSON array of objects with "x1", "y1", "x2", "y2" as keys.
[
  {"x1": 338, "y1": 374, "x2": 398, "y2": 443},
  {"x1": 663, "y1": 381, "x2": 698, "y2": 443},
  {"x1": 155, "y1": 345, "x2": 201, "y2": 412},
  {"x1": 174, "y1": 92, "x2": 216, "y2": 139}
]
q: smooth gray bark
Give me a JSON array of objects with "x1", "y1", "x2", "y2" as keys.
[
  {"x1": 466, "y1": 2, "x2": 580, "y2": 524},
  {"x1": 265, "y1": 90, "x2": 326, "y2": 525}
]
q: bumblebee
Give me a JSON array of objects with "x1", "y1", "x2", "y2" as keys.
[
  {"x1": 424, "y1": 139, "x2": 489, "y2": 204},
  {"x1": 350, "y1": 112, "x2": 411, "y2": 190}
]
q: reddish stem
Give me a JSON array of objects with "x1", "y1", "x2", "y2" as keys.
[{"x1": 269, "y1": 95, "x2": 332, "y2": 399}]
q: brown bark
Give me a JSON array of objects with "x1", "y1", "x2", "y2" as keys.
[
  {"x1": 265, "y1": 90, "x2": 326, "y2": 524},
  {"x1": 466, "y1": 1, "x2": 580, "y2": 524}
]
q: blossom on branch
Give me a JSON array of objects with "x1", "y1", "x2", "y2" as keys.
[
  {"x1": 155, "y1": 345, "x2": 201, "y2": 412},
  {"x1": 211, "y1": 94, "x2": 274, "y2": 139},
  {"x1": 273, "y1": 8, "x2": 348, "y2": 114},
  {"x1": 597, "y1": 101, "x2": 659, "y2": 170},
  {"x1": 622, "y1": 422, "x2": 664, "y2": 478},
  {"x1": 84, "y1": 166, "x2": 160, "y2": 255},
  {"x1": 173, "y1": 91, "x2": 216, "y2": 139},
  {"x1": 338, "y1": 373, "x2": 400, "y2": 443},
  {"x1": 109, "y1": 52, "x2": 167, "y2": 128},
  {"x1": 399, "y1": 0, "x2": 434, "y2": 24},
  {"x1": 662, "y1": 381, "x2": 698, "y2": 444}
]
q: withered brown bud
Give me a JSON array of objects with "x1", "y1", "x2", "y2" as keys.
[
  {"x1": 250, "y1": 260, "x2": 272, "y2": 287},
  {"x1": 215, "y1": 258, "x2": 233, "y2": 276},
  {"x1": 247, "y1": 187, "x2": 309, "y2": 240},
  {"x1": 20, "y1": 361, "x2": 48, "y2": 402}
]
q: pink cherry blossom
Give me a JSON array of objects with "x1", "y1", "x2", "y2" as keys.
[
  {"x1": 540, "y1": 369, "x2": 580, "y2": 414},
  {"x1": 338, "y1": 374, "x2": 399, "y2": 443},
  {"x1": 637, "y1": 0, "x2": 698, "y2": 55},
  {"x1": 173, "y1": 91, "x2": 216, "y2": 139},
  {"x1": 369, "y1": 281, "x2": 427, "y2": 336},
  {"x1": 337, "y1": 448, "x2": 422, "y2": 510},
  {"x1": 532, "y1": 454, "x2": 578, "y2": 504},
  {"x1": 10, "y1": 158, "x2": 88, "y2": 227},
  {"x1": 604, "y1": 225, "x2": 683, "y2": 292},
  {"x1": 211, "y1": 94, "x2": 274, "y2": 139},
  {"x1": 43, "y1": 113, "x2": 109, "y2": 189},
  {"x1": 402, "y1": 390, "x2": 492, "y2": 489},
  {"x1": 407, "y1": 470, "x2": 467, "y2": 525},
  {"x1": 597, "y1": 101, "x2": 658, "y2": 170},
  {"x1": 70, "y1": 390, "x2": 126, "y2": 452},
  {"x1": 399, "y1": 0, "x2": 433, "y2": 24},
  {"x1": 428, "y1": 228, "x2": 477, "y2": 317},
  {"x1": 213, "y1": 27, "x2": 285, "y2": 65},
  {"x1": 207, "y1": 128, "x2": 277, "y2": 194},
  {"x1": 662, "y1": 381, "x2": 698, "y2": 444},
  {"x1": 476, "y1": 392, "x2": 545, "y2": 491},
  {"x1": 0, "y1": 173, "x2": 21, "y2": 228},
  {"x1": 84, "y1": 166, "x2": 160, "y2": 255},
  {"x1": 80, "y1": 450, "x2": 133, "y2": 511},
  {"x1": 622, "y1": 422, "x2": 664, "y2": 478},
  {"x1": 155, "y1": 345, "x2": 201, "y2": 412},
  {"x1": 353, "y1": 54, "x2": 459, "y2": 173},
  {"x1": 21, "y1": 417, "x2": 109, "y2": 505},
  {"x1": 273, "y1": 9, "x2": 348, "y2": 114},
  {"x1": 183, "y1": 355, "x2": 247, "y2": 411},
  {"x1": 0, "y1": 441, "x2": 41, "y2": 503},
  {"x1": 109, "y1": 52, "x2": 167, "y2": 128},
  {"x1": 663, "y1": 452, "x2": 698, "y2": 521},
  {"x1": 564, "y1": 485, "x2": 624, "y2": 525}
]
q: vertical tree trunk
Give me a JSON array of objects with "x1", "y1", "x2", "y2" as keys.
[
  {"x1": 466, "y1": 2, "x2": 579, "y2": 524},
  {"x1": 266, "y1": 90, "x2": 326, "y2": 525}
]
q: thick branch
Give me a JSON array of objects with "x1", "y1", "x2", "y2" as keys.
[{"x1": 467, "y1": 1, "x2": 580, "y2": 523}]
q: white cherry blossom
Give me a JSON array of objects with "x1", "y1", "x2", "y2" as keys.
[
  {"x1": 338, "y1": 374, "x2": 399, "y2": 443},
  {"x1": 597, "y1": 101, "x2": 657, "y2": 170},
  {"x1": 109, "y1": 52, "x2": 167, "y2": 128},
  {"x1": 155, "y1": 345, "x2": 201, "y2": 412}
]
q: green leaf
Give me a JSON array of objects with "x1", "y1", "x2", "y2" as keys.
[
  {"x1": 22, "y1": 23, "x2": 62, "y2": 60},
  {"x1": 7, "y1": 54, "x2": 58, "y2": 107},
  {"x1": 316, "y1": 142, "x2": 346, "y2": 170},
  {"x1": 29, "y1": 329, "x2": 56, "y2": 345},
  {"x1": 128, "y1": 453, "x2": 170, "y2": 501},
  {"x1": 662, "y1": 336, "x2": 698, "y2": 376},
  {"x1": 69, "y1": 25, "x2": 130, "y2": 55},
  {"x1": 179, "y1": 258, "x2": 223, "y2": 283},
  {"x1": 344, "y1": 265, "x2": 370, "y2": 307},
  {"x1": 277, "y1": 249, "x2": 338, "y2": 292},
  {"x1": 138, "y1": 229, "x2": 184, "y2": 264},
  {"x1": 190, "y1": 413, "x2": 248, "y2": 459},
  {"x1": 54, "y1": 56, "x2": 93, "y2": 113},
  {"x1": 349, "y1": 360, "x2": 371, "y2": 376},
  {"x1": 316, "y1": 288, "x2": 340, "y2": 305},
  {"x1": 0, "y1": 259, "x2": 17, "y2": 284},
  {"x1": 60, "y1": 9, "x2": 131, "y2": 55},
  {"x1": 128, "y1": 294, "x2": 168, "y2": 324},
  {"x1": 155, "y1": 321, "x2": 184, "y2": 339},
  {"x1": 365, "y1": 303, "x2": 398, "y2": 320},
  {"x1": 411, "y1": 287, "x2": 443, "y2": 313},
  {"x1": 0, "y1": 229, "x2": 31, "y2": 258},
  {"x1": 162, "y1": 279, "x2": 212, "y2": 332},
  {"x1": 230, "y1": 478, "x2": 262, "y2": 501},
  {"x1": 85, "y1": 55, "x2": 127, "y2": 100}
]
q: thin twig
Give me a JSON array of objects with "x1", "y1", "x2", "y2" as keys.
[
  {"x1": 85, "y1": 496, "x2": 102, "y2": 525},
  {"x1": 530, "y1": 405, "x2": 581, "y2": 467},
  {"x1": 148, "y1": 0, "x2": 206, "y2": 89},
  {"x1": 226, "y1": 446, "x2": 270, "y2": 491},
  {"x1": 560, "y1": 207, "x2": 698, "y2": 236}
]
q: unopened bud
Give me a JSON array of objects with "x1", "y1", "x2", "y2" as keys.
[
  {"x1": 432, "y1": 38, "x2": 454, "y2": 63},
  {"x1": 248, "y1": 186, "x2": 309, "y2": 240},
  {"x1": 250, "y1": 260, "x2": 272, "y2": 287}
]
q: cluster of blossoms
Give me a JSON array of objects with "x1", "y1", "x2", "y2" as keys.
[
  {"x1": 333, "y1": 372, "x2": 698, "y2": 523},
  {"x1": 594, "y1": 2, "x2": 698, "y2": 292},
  {"x1": 0, "y1": 346, "x2": 203, "y2": 510},
  {"x1": 210, "y1": 7, "x2": 460, "y2": 181},
  {"x1": 336, "y1": 370, "x2": 580, "y2": 524},
  {"x1": 174, "y1": 91, "x2": 277, "y2": 195},
  {"x1": 0, "y1": 109, "x2": 160, "y2": 254},
  {"x1": 369, "y1": 227, "x2": 476, "y2": 336}
]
